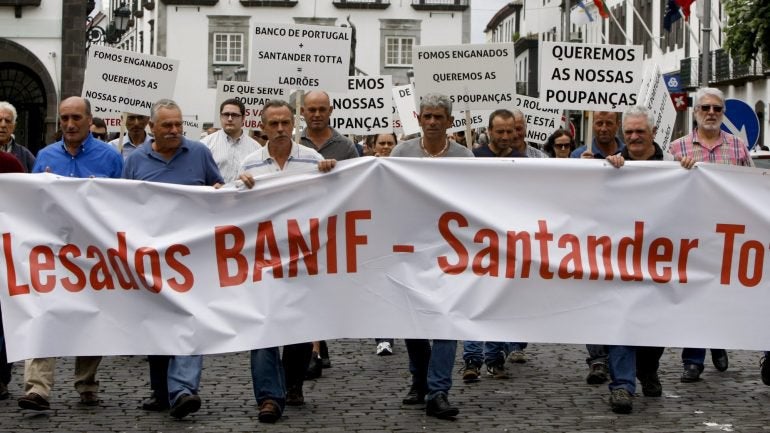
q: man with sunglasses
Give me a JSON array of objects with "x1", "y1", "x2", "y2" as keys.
[
  {"x1": 669, "y1": 87, "x2": 752, "y2": 384},
  {"x1": 202, "y1": 98, "x2": 261, "y2": 183},
  {"x1": 90, "y1": 117, "x2": 109, "y2": 142},
  {"x1": 109, "y1": 113, "x2": 152, "y2": 159}
]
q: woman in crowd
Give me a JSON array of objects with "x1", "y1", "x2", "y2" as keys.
[{"x1": 544, "y1": 129, "x2": 576, "y2": 158}]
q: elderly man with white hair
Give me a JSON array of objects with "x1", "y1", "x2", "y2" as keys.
[
  {"x1": 668, "y1": 87, "x2": 752, "y2": 384},
  {"x1": 0, "y1": 101, "x2": 36, "y2": 172}
]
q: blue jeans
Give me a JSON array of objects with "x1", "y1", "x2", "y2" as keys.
[
  {"x1": 406, "y1": 339, "x2": 457, "y2": 400},
  {"x1": 607, "y1": 345, "x2": 636, "y2": 393},
  {"x1": 681, "y1": 348, "x2": 706, "y2": 367},
  {"x1": 462, "y1": 341, "x2": 507, "y2": 366},
  {"x1": 168, "y1": 355, "x2": 203, "y2": 405},
  {"x1": 250, "y1": 347, "x2": 285, "y2": 410}
]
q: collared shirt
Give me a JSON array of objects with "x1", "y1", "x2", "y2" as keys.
[
  {"x1": 201, "y1": 129, "x2": 261, "y2": 183},
  {"x1": 239, "y1": 141, "x2": 323, "y2": 177},
  {"x1": 474, "y1": 143, "x2": 549, "y2": 158},
  {"x1": 33, "y1": 135, "x2": 123, "y2": 178},
  {"x1": 122, "y1": 136, "x2": 224, "y2": 186},
  {"x1": 109, "y1": 133, "x2": 154, "y2": 160},
  {"x1": 300, "y1": 127, "x2": 359, "y2": 160},
  {"x1": 570, "y1": 137, "x2": 625, "y2": 159},
  {"x1": 669, "y1": 128, "x2": 753, "y2": 167}
]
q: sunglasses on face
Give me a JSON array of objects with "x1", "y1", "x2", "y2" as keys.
[
  {"x1": 554, "y1": 143, "x2": 571, "y2": 150},
  {"x1": 92, "y1": 133, "x2": 107, "y2": 139},
  {"x1": 699, "y1": 104, "x2": 723, "y2": 113}
]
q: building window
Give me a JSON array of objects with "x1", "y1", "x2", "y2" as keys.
[
  {"x1": 385, "y1": 37, "x2": 413, "y2": 67},
  {"x1": 213, "y1": 33, "x2": 243, "y2": 64}
]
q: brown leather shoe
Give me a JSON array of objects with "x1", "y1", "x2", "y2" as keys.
[
  {"x1": 18, "y1": 393, "x2": 50, "y2": 411},
  {"x1": 258, "y1": 399, "x2": 281, "y2": 423},
  {"x1": 80, "y1": 391, "x2": 99, "y2": 406}
]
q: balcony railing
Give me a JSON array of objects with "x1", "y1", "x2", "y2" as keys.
[
  {"x1": 333, "y1": 0, "x2": 390, "y2": 9},
  {"x1": 411, "y1": 0, "x2": 469, "y2": 12},
  {"x1": 239, "y1": 0, "x2": 297, "y2": 6},
  {"x1": 680, "y1": 50, "x2": 766, "y2": 89}
]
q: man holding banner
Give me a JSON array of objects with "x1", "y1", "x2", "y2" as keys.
[
  {"x1": 18, "y1": 97, "x2": 123, "y2": 411},
  {"x1": 122, "y1": 99, "x2": 223, "y2": 419},
  {"x1": 237, "y1": 99, "x2": 336, "y2": 422},
  {"x1": 603, "y1": 105, "x2": 694, "y2": 414},
  {"x1": 669, "y1": 87, "x2": 752, "y2": 383},
  {"x1": 391, "y1": 93, "x2": 472, "y2": 420}
]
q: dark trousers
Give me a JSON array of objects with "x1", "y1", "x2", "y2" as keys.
[
  {"x1": 0, "y1": 303, "x2": 12, "y2": 385},
  {"x1": 282, "y1": 342, "x2": 312, "y2": 389},
  {"x1": 147, "y1": 355, "x2": 170, "y2": 399}
]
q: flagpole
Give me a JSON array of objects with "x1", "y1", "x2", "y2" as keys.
[
  {"x1": 701, "y1": 0, "x2": 711, "y2": 86},
  {"x1": 679, "y1": 8, "x2": 701, "y2": 54},
  {"x1": 629, "y1": 0, "x2": 662, "y2": 54},
  {"x1": 604, "y1": 2, "x2": 631, "y2": 45}
]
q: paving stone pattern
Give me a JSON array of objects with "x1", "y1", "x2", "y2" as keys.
[{"x1": 1, "y1": 341, "x2": 768, "y2": 432}]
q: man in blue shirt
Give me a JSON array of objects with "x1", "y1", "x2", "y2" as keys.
[
  {"x1": 570, "y1": 111, "x2": 625, "y2": 159},
  {"x1": 18, "y1": 97, "x2": 123, "y2": 412},
  {"x1": 123, "y1": 99, "x2": 223, "y2": 419}
]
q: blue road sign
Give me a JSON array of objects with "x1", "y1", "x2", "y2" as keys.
[
  {"x1": 663, "y1": 72, "x2": 681, "y2": 92},
  {"x1": 721, "y1": 99, "x2": 760, "y2": 150}
]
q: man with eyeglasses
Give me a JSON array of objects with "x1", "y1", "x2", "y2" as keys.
[
  {"x1": 109, "y1": 113, "x2": 152, "y2": 159},
  {"x1": 202, "y1": 98, "x2": 261, "y2": 183},
  {"x1": 669, "y1": 87, "x2": 752, "y2": 383},
  {"x1": 90, "y1": 117, "x2": 109, "y2": 142}
]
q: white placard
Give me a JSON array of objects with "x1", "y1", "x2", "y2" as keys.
[
  {"x1": 447, "y1": 110, "x2": 490, "y2": 134},
  {"x1": 251, "y1": 23, "x2": 352, "y2": 92},
  {"x1": 392, "y1": 84, "x2": 420, "y2": 136},
  {"x1": 214, "y1": 81, "x2": 289, "y2": 130},
  {"x1": 327, "y1": 75, "x2": 393, "y2": 135},
  {"x1": 514, "y1": 95, "x2": 563, "y2": 145},
  {"x1": 83, "y1": 46, "x2": 179, "y2": 115},
  {"x1": 637, "y1": 65, "x2": 677, "y2": 151},
  {"x1": 413, "y1": 43, "x2": 516, "y2": 110},
  {"x1": 539, "y1": 41, "x2": 643, "y2": 111},
  {"x1": 183, "y1": 115, "x2": 202, "y2": 141}
]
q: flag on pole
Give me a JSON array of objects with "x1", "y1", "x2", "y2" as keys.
[
  {"x1": 675, "y1": 0, "x2": 695, "y2": 18},
  {"x1": 594, "y1": 0, "x2": 610, "y2": 19},
  {"x1": 663, "y1": 0, "x2": 682, "y2": 32},
  {"x1": 577, "y1": 1, "x2": 594, "y2": 22}
]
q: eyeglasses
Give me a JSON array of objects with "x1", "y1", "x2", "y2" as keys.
[
  {"x1": 553, "y1": 144, "x2": 571, "y2": 150},
  {"x1": 699, "y1": 105, "x2": 723, "y2": 113},
  {"x1": 92, "y1": 133, "x2": 107, "y2": 140},
  {"x1": 220, "y1": 112, "x2": 243, "y2": 119}
]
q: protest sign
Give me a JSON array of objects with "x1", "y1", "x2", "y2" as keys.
[
  {"x1": 637, "y1": 65, "x2": 677, "y2": 151},
  {"x1": 83, "y1": 46, "x2": 179, "y2": 115},
  {"x1": 251, "y1": 23, "x2": 351, "y2": 92},
  {"x1": 183, "y1": 115, "x2": 202, "y2": 140},
  {"x1": 3, "y1": 160, "x2": 770, "y2": 361},
  {"x1": 328, "y1": 75, "x2": 393, "y2": 135},
  {"x1": 413, "y1": 43, "x2": 516, "y2": 110},
  {"x1": 392, "y1": 84, "x2": 420, "y2": 136},
  {"x1": 540, "y1": 41, "x2": 642, "y2": 111},
  {"x1": 514, "y1": 95, "x2": 563, "y2": 145},
  {"x1": 214, "y1": 81, "x2": 289, "y2": 129}
]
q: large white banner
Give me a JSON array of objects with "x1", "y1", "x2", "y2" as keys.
[
  {"x1": 413, "y1": 43, "x2": 516, "y2": 110},
  {"x1": 83, "y1": 46, "x2": 179, "y2": 115},
  {"x1": 251, "y1": 23, "x2": 351, "y2": 92},
  {"x1": 2, "y1": 160, "x2": 770, "y2": 361},
  {"x1": 539, "y1": 41, "x2": 643, "y2": 111}
]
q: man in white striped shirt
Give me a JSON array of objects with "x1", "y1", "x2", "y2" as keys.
[{"x1": 202, "y1": 98, "x2": 261, "y2": 183}]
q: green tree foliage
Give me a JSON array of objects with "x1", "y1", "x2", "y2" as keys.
[{"x1": 723, "y1": 0, "x2": 770, "y2": 64}]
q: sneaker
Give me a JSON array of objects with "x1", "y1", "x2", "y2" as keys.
[
  {"x1": 425, "y1": 393, "x2": 459, "y2": 419},
  {"x1": 169, "y1": 394, "x2": 201, "y2": 419},
  {"x1": 681, "y1": 363, "x2": 703, "y2": 383},
  {"x1": 507, "y1": 350, "x2": 527, "y2": 364},
  {"x1": 461, "y1": 361, "x2": 481, "y2": 383},
  {"x1": 486, "y1": 363, "x2": 510, "y2": 379},
  {"x1": 637, "y1": 371, "x2": 662, "y2": 397},
  {"x1": 760, "y1": 357, "x2": 770, "y2": 386},
  {"x1": 0, "y1": 382, "x2": 8, "y2": 401},
  {"x1": 18, "y1": 392, "x2": 50, "y2": 411},
  {"x1": 609, "y1": 388, "x2": 633, "y2": 414},
  {"x1": 401, "y1": 384, "x2": 426, "y2": 405},
  {"x1": 376, "y1": 342, "x2": 393, "y2": 356},
  {"x1": 286, "y1": 385, "x2": 305, "y2": 406},
  {"x1": 586, "y1": 362, "x2": 609, "y2": 385},
  {"x1": 258, "y1": 399, "x2": 281, "y2": 423}
]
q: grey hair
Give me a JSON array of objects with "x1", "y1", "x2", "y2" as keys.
[
  {"x1": 0, "y1": 101, "x2": 17, "y2": 123},
  {"x1": 695, "y1": 87, "x2": 725, "y2": 108},
  {"x1": 419, "y1": 93, "x2": 453, "y2": 117},
  {"x1": 150, "y1": 99, "x2": 182, "y2": 122},
  {"x1": 261, "y1": 99, "x2": 295, "y2": 124},
  {"x1": 622, "y1": 105, "x2": 655, "y2": 131}
]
